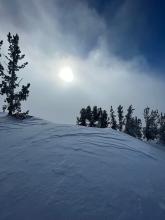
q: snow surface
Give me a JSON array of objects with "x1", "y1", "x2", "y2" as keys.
[{"x1": 0, "y1": 113, "x2": 165, "y2": 220}]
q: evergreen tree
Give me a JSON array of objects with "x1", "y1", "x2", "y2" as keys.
[
  {"x1": 143, "y1": 107, "x2": 150, "y2": 140},
  {"x1": 86, "y1": 105, "x2": 92, "y2": 127},
  {"x1": 0, "y1": 40, "x2": 4, "y2": 79},
  {"x1": 0, "y1": 33, "x2": 30, "y2": 116},
  {"x1": 117, "y1": 105, "x2": 124, "y2": 131},
  {"x1": 77, "y1": 108, "x2": 87, "y2": 126},
  {"x1": 124, "y1": 105, "x2": 135, "y2": 136},
  {"x1": 97, "y1": 108, "x2": 103, "y2": 128},
  {"x1": 91, "y1": 106, "x2": 99, "y2": 127},
  {"x1": 143, "y1": 107, "x2": 159, "y2": 141},
  {"x1": 150, "y1": 110, "x2": 159, "y2": 140},
  {"x1": 97, "y1": 108, "x2": 108, "y2": 128},
  {"x1": 133, "y1": 117, "x2": 142, "y2": 139},
  {"x1": 110, "y1": 106, "x2": 117, "y2": 130},
  {"x1": 159, "y1": 113, "x2": 165, "y2": 144},
  {"x1": 102, "y1": 110, "x2": 109, "y2": 128}
]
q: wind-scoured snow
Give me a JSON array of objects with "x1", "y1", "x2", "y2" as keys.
[{"x1": 0, "y1": 113, "x2": 165, "y2": 220}]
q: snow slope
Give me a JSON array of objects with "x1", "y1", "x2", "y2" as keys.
[{"x1": 0, "y1": 113, "x2": 165, "y2": 220}]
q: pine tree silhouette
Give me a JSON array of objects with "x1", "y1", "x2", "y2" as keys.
[
  {"x1": 110, "y1": 106, "x2": 117, "y2": 130},
  {"x1": 143, "y1": 107, "x2": 159, "y2": 141},
  {"x1": 98, "y1": 108, "x2": 109, "y2": 128},
  {"x1": 77, "y1": 108, "x2": 87, "y2": 126},
  {"x1": 0, "y1": 40, "x2": 4, "y2": 79},
  {"x1": 132, "y1": 117, "x2": 142, "y2": 139},
  {"x1": 86, "y1": 105, "x2": 92, "y2": 127},
  {"x1": 0, "y1": 33, "x2": 30, "y2": 117},
  {"x1": 117, "y1": 105, "x2": 124, "y2": 131},
  {"x1": 159, "y1": 113, "x2": 165, "y2": 144},
  {"x1": 91, "y1": 106, "x2": 99, "y2": 127},
  {"x1": 124, "y1": 105, "x2": 135, "y2": 136}
]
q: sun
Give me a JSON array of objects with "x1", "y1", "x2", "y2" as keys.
[{"x1": 58, "y1": 66, "x2": 74, "y2": 82}]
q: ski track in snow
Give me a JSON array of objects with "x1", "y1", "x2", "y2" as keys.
[{"x1": 0, "y1": 113, "x2": 165, "y2": 220}]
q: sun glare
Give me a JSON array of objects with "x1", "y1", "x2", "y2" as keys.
[{"x1": 59, "y1": 66, "x2": 74, "y2": 82}]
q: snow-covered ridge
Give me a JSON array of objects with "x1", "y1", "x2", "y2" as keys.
[{"x1": 0, "y1": 114, "x2": 165, "y2": 220}]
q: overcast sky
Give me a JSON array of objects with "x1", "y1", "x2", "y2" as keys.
[{"x1": 0, "y1": 0, "x2": 165, "y2": 124}]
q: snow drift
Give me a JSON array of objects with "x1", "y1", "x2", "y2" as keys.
[{"x1": 0, "y1": 113, "x2": 165, "y2": 220}]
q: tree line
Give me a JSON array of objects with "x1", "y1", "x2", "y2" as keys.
[{"x1": 77, "y1": 105, "x2": 165, "y2": 144}]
